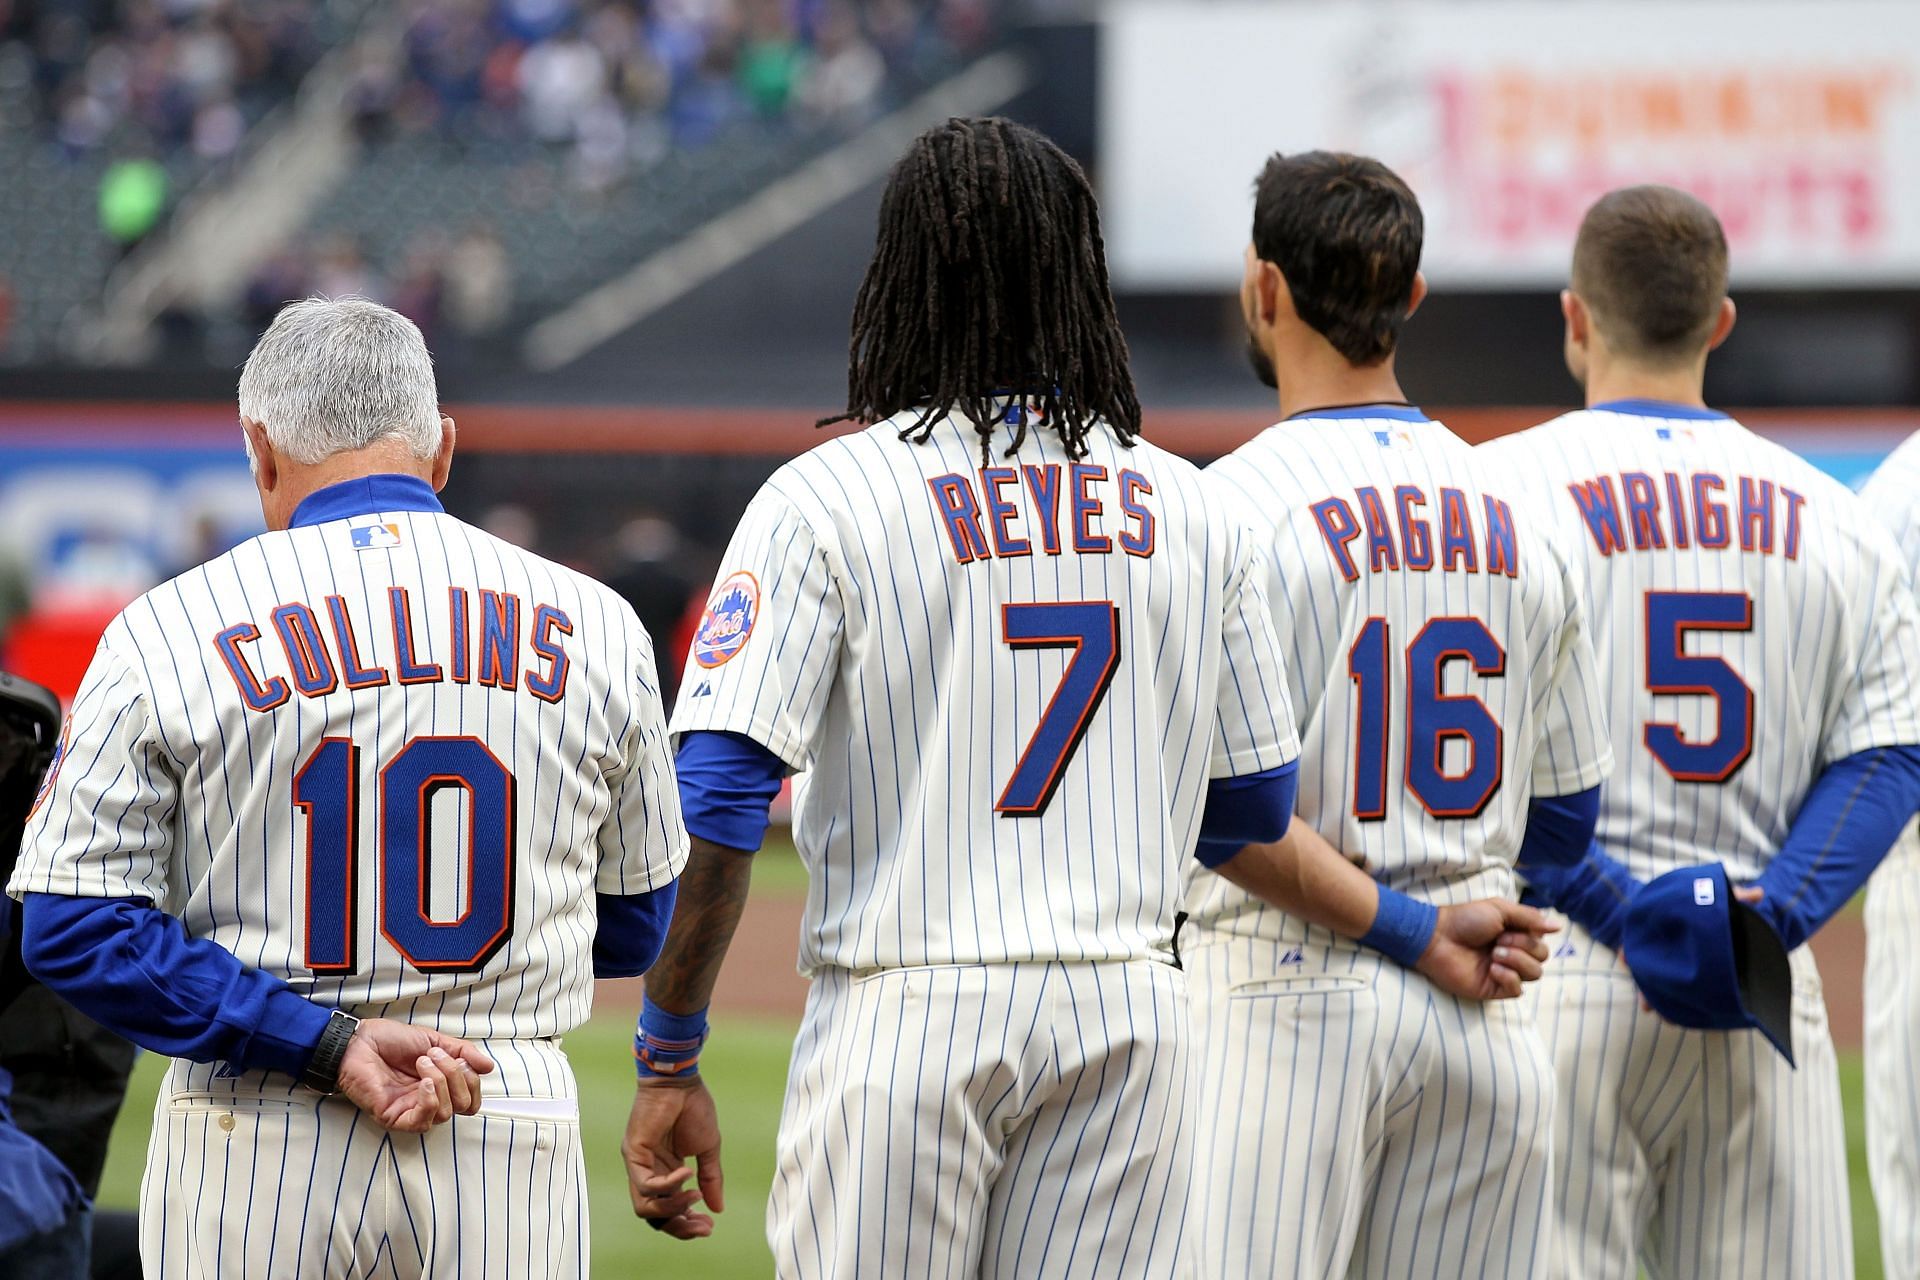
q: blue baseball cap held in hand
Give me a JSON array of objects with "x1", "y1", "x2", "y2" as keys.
[{"x1": 1621, "y1": 863, "x2": 1795, "y2": 1066}]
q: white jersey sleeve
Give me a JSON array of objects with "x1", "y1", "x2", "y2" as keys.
[
  {"x1": 1818, "y1": 527, "x2": 1920, "y2": 765},
  {"x1": 10, "y1": 622, "x2": 177, "y2": 902},
  {"x1": 598, "y1": 627, "x2": 691, "y2": 894},
  {"x1": 1862, "y1": 431, "x2": 1920, "y2": 576},
  {"x1": 1530, "y1": 545, "x2": 1617, "y2": 798},
  {"x1": 1212, "y1": 533, "x2": 1301, "y2": 778},
  {"x1": 668, "y1": 487, "x2": 844, "y2": 770}
]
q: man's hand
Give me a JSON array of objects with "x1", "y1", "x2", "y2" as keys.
[
  {"x1": 335, "y1": 1018, "x2": 495, "y2": 1133},
  {"x1": 1415, "y1": 900, "x2": 1558, "y2": 1001},
  {"x1": 624, "y1": 1078, "x2": 725, "y2": 1239}
]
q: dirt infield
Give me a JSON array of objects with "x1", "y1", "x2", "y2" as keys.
[{"x1": 599, "y1": 891, "x2": 1876, "y2": 1052}]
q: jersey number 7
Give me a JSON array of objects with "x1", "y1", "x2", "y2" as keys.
[
  {"x1": 996, "y1": 601, "x2": 1122, "y2": 817},
  {"x1": 295, "y1": 735, "x2": 516, "y2": 975}
]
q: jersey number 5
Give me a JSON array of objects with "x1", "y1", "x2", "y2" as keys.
[
  {"x1": 1642, "y1": 590, "x2": 1754, "y2": 782},
  {"x1": 1349, "y1": 616, "x2": 1504, "y2": 819},
  {"x1": 295, "y1": 735, "x2": 516, "y2": 975},
  {"x1": 996, "y1": 601, "x2": 1122, "y2": 817}
]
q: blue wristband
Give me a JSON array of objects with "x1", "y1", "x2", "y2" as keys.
[
  {"x1": 1360, "y1": 885, "x2": 1440, "y2": 969},
  {"x1": 636, "y1": 996, "x2": 709, "y2": 1080}
]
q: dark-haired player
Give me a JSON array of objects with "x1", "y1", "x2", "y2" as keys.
[
  {"x1": 1485, "y1": 185, "x2": 1920, "y2": 1280},
  {"x1": 620, "y1": 118, "x2": 1554, "y2": 1279},
  {"x1": 1188, "y1": 151, "x2": 1620, "y2": 1280}
]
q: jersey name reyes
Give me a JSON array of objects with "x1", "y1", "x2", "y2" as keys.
[{"x1": 927, "y1": 463, "x2": 1157, "y2": 564}]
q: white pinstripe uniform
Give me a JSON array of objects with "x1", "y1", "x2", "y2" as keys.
[
  {"x1": 7, "y1": 499, "x2": 688, "y2": 1279},
  {"x1": 667, "y1": 405, "x2": 1299, "y2": 1280},
  {"x1": 1186, "y1": 408, "x2": 1616, "y2": 1280},
  {"x1": 1484, "y1": 406, "x2": 1920, "y2": 1280},
  {"x1": 1861, "y1": 430, "x2": 1920, "y2": 1280}
]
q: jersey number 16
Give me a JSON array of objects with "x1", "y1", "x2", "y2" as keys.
[{"x1": 1348, "y1": 616, "x2": 1504, "y2": 820}]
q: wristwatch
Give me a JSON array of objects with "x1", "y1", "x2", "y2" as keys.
[{"x1": 301, "y1": 1009, "x2": 361, "y2": 1094}]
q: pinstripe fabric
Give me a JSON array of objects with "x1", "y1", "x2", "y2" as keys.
[
  {"x1": 1860, "y1": 429, "x2": 1920, "y2": 1279},
  {"x1": 673, "y1": 407, "x2": 1297, "y2": 1279},
  {"x1": 1487, "y1": 408, "x2": 1920, "y2": 1279},
  {"x1": 1482, "y1": 411, "x2": 1920, "y2": 885},
  {"x1": 669, "y1": 409, "x2": 1299, "y2": 972},
  {"x1": 1186, "y1": 939, "x2": 1555, "y2": 1280},
  {"x1": 1533, "y1": 930, "x2": 1848, "y2": 1280},
  {"x1": 1191, "y1": 414, "x2": 1614, "y2": 952},
  {"x1": 6, "y1": 505, "x2": 685, "y2": 1277},
  {"x1": 769, "y1": 962, "x2": 1191, "y2": 1280},
  {"x1": 1183, "y1": 412, "x2": 1608, "y2": 1279},
  {"x1": 139, "y1": 1039, "x2": 585, "y2": 1280}
]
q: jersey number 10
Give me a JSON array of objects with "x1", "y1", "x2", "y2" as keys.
[{"x1": 295, "y1": 735, "x2": 517, "y2": 975}]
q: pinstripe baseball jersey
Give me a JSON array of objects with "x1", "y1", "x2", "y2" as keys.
[
  {"x1": 1482, "y1": 404, "x2": 1920, "y2": 885},
  {"x1": 1863, "y1": 429, "x2": 1920, "y2": 1280},
  {"x1": 1863, "y1": 430, "x2": 1920, "y2": 575},
  {"x1": 8, "y1": 483, "x2": 687, "y2": 1057},
  {"x1": 668, "y1": 406, "x2": 1300, "y2": 973},
  {"x1": 1186, "y1": 407, "x2": 1615, "y2": 949}
]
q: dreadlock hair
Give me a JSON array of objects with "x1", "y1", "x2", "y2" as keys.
[{"x1": 820, "y1": 116, "x2": 1142, "y2": 464}]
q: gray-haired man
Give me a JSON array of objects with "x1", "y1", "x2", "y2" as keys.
[{"x1": 8, "y1": 298, "x2": 688, "y2": 1278}]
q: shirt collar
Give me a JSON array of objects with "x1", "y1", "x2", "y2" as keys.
[
  {"x1": 1286, "y1": 402, "x2": 1431, "y2": 423},
  {"x1": 1590, "y1": 398, "x2": 1728, "y2": 421},
  {"x1": 289, "y1": 474, "x2": 444, "y2": 529}
]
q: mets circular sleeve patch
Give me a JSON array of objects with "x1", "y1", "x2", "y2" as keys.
[
  {"x1": 27, "y1": 715, "x2": 70, "y2": 822},
  {"x1": 692, "y1": 571, "x2": 761, "y2": 668}
]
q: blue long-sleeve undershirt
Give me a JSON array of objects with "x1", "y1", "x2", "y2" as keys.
[
  {"x1": 20, "y1": 894, "x2": 333, "y2": 1077},
  {"x1": 1193, "y1": 762, "x2": 1300, "y2": 868},
  {"x1": 676, "y1": 731, "x2": 788, "y2": 852},
  {"x1": 1513, "y1": 787, "x2": 1641, "y2": 949},
  {"x1": 594, "y1": 883, "x2": 679, "y2": 978},
  {"x1": 21, "y1": 880, "x2": 682, "y2": 1069},
  {"x1": 1754, "y1": 745, "x2": 1920, "y2": 950}
]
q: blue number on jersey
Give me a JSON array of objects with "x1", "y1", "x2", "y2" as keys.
[
  {"x1": 996, "y1": 601, "x2": 1122, "y2": 816},
  {"x1": 1643, "y1": 590, "x2": 1754, "y2": 782},
  {"x1": 1349, "y1": 616, "x2": 1505, "y2": 819},
  {"x1": 294, "y1": 738, "x2": 359, "y2": 973},
  {"x1": 297, "y1": 735, "x2": 518, "y2": 974}
]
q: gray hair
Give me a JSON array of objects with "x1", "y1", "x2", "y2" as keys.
[{"x1": 238, "y1": 297, "x2": 442, "y2": 465}]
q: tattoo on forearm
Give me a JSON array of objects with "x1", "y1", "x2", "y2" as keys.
[{"x1": 644, "y1": 836, "x2": 756, "y2": 1013}]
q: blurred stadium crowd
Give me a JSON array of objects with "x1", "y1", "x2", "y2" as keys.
[{"x1": 0, "y1": 0, "x2": 1002, "y2": 362}]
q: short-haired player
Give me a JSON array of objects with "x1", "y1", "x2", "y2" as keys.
[
  {"x1": 1484, "y1": 186, "x2": 1920, "y2": 1280},
  {"x1": 8, "y1": 299, "x2": 688, "y2": 1278},
  {"x1": 1188, "y1": 151, "x2": 1620, "y2": 1280}
]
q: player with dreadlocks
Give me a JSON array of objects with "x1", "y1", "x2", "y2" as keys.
[
  {"x1": 623, "y1": 116, "x2": 1552, "y2": 1279},
  {"x1": 821, "y1": 115, "x2": 1141, "y2": 463}
]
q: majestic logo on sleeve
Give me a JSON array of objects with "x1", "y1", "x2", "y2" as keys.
[
  {"x1": 27, "y1": 716, "x2": 70, "y2": 822},
  {"x1": 692, "y1": 572, "x2": 760, "y2": 668}
]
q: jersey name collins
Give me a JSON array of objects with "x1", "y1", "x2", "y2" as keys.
[{"x1": 211, "y1": 587, "x2": 576, "y2": 711}]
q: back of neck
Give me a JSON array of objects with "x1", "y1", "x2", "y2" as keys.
[
  {"x1": 1275, "y1": 360, "x2": 1410, "y2": 422},
  {"x1": 1582, "y1": 358, "x2": 1709, "y2": 411}
]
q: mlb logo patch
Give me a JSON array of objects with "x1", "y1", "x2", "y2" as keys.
[
  {"x1": 692, "y1": 571, "x2": 760, "y2": 668},
  {"x1": 1656, "y1": 425, "x2": 1695, "y2": 443},
  {"x1": 1693, "y1": 877, "x2": 1716, "y2": 906},
  {"x1": 350, "y1": 523, "x2": 402, "y2": 550},
  {"x1": 1372, "y1": 429, "x2": 1414, "y2": 448}
]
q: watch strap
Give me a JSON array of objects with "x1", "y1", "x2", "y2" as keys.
[{"x1": 301, "y1": 1009, "x2": 360, "y2": 1094}]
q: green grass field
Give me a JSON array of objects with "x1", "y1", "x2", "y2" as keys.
[{"x1": 94, "y1": 1018, "x2": 1893, "y2": 1278}]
